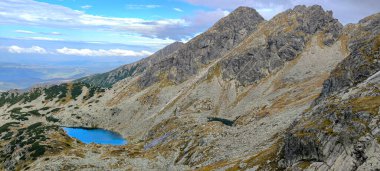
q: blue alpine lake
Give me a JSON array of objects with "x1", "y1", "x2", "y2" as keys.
[{"x1": 62, "y1": 127, "x2": 127, "y2": 145}]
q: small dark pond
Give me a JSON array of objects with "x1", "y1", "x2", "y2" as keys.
[{"x1": 63, "y1": 127, "x2": 127, "y2": 145}]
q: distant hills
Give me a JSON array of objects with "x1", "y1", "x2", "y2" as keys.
[{"x1": 0, "y1": 63, "x2": 91, "y2": 91}]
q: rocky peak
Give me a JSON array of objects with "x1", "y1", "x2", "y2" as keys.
[
  {"x1": 209, "y1": 6, "x2": 264, "y2": 33},
  {"x1": 284, "y1": 5, "x2": 341, "y2": 36},
  {"x1": 138, "y1": 6, "x2": 265, "y2": 87},
  {"x1": 220, "y1": 5, "x2": 343, "y2": 86}
]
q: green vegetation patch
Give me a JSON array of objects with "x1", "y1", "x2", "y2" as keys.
[
  {"x1": 0, "y1": 122, "x2": 19, "y2": 134},
  {"x1": 10, "y1": 107, "x2": 31, "y2": 121},
  {"x1": 1, "y1": 131, "x2": 13, "y2": 140},
  {"x1": 50, "y1": 108, "x2": 61, "y2": 113},
  {"x1": 46, "y1": 116, "x2": 59, "y2": 122},
  {"x1": 44, "y1": 84, "x2": 68, "y2": 101},
  {"x1": 28, "y1": 110, "x2": 41, "y2": 116},
  {"x1": 40, "y1": 107, "x2": 51, "y2": 111},
  {"x1": 10, "y1": 107, "x2": 22, "y2": 113},
  {"x1": 76, "y1": 64, "x2": 141, "y2": 88},
  {"x1": 23, "y1": 89, "x2": 43, "y2": 103},
  {"x1": 0, "y1": 89, "x2": 42, "y2": 107},
  {"x1": 0, "y1": 82, "x2": 104, "y2": 110},
  {"x1": 71, "y1": 83, "x2": 83, "y2": 100},
  {"x1": 0, "y1": 122, "x2": 59, "y2": 169},
  {"x1": 83, "y1": 85, "x2": 106, "y2": 100},
  {"x1": 30, "y1": 142, "x2": 46, "y2": 158}
]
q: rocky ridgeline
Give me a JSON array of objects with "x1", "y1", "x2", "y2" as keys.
[
  {"x1": 0, "y1": 5, "x2": 379, "y2": 171},
  {"x1": 220, "y1": 5, "x2": 342, "y2": 85},
  {"x1": 138, "y1": 7, "x2": 265, "y2": 87},
  {"x1": 278, "y1": 12, "x2": 380, "y2": 170},
  {"x1": 320, "y1": 13, "x2": 380, "y2": 99}
]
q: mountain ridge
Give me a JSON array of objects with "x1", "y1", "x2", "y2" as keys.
[
  {"x1": 76, "y1": 41, "x2": 185, "y2": 88},
  {"x1": 0, "y1": 5, "x2": 379, "y2": 170}
]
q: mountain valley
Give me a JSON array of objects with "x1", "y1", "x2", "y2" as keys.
[{"x1": 0, "y1": 5, "x2": 380, "y2": 171}]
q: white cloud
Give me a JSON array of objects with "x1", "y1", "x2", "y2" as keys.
[
  {"x1": 8, "y1": 45, "x2": 47, "y2": 54},
  {"x1": 15, "y1": 30, "x2": 35, "y2": 34},
  {"x1": 81, "y1": 5, "x2": 92, "y2": 9},
  {"x1": 0, "y1": 0, "x2": 187, "y2": 39},
  {"x1": 29, "y1": 37, "x2": 63, "y2": 41},
  {"x1": 174, "y1": 8, "x2": 183, "y2": 12},
  {"x1": 56, "y1": 47, "x2": 153, "y2": 57},
  {"x1": 50, "y1": 32, "x2": 61, "y2": 35},
  {"x1": 14, "y1": 30, "x2": 62, "y2": 36},
  {"x1": 126, "y1": 4, "x2": 161, "y2": 9}
]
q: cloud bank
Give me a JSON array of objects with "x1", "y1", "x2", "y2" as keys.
[
  {"x1": 56, "y1": 47, "x2": 153, "y2": 57},
  {"x1": 0, "y1": 0, "x2": 187, "y2": 40},
  {"x1": 8, "y1": 45, "x2": 47, "y2": 54},
  {"x1": 81, "y1": 5, "x2": 92, "y2": 9},
  {"x1": 0, "y1": 0, "x2": 238, "y2": 41},
  {"x1": 15, "y1": 30, "x2": 35, "y2": 34},
  {"x1": 6, "y1": 45, "x2": 153, "y2": 57}
]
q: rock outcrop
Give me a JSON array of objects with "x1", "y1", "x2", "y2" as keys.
[
  {"x1": 277, "y1": 12, "x2": 380, "y2": 170},
  {"x1": 221, "y1": 5, "x2": 342, "y2": 85},
  {"x1": 320, "y1": 13, "x2": 380, "y2": 99}
]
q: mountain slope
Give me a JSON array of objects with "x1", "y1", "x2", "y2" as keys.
[
  {"x1": 199, "y1": 11, "x2": 380, "y2": 171},
  {"x1": 138, "y1": 7, "x2": 265, "y2": 87},
  {"x1": 276, "y1": 12, "x2": 380, "y2": 170},
  {"x1": 76, "y1": 41, "x2": 184, "y2": 88},
  {"x1": 0, "y1": 5, "x2": 379, "y2": 171}
]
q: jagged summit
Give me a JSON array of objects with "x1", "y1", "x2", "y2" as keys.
[
  {"x1": 210, "y1": 6, "x2": 264, "y2": 32},
  {"x1": 138, "y1": 6, "x2": 265, "y2": 87},
  {"x1": 220, "y1": 4, "x2": 342, "y2": 86},
  {"x1": 78, "y1": 7, "x2": 265, "y2": 88}
]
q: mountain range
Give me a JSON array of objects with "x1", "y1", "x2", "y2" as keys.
[{"x1": 0, "y1": 5, "x2": 379, "y2": 170}]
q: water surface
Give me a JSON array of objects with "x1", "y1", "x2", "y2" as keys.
[{"x1": 63, "y1": 127, "x2": 127, "y2": 145}]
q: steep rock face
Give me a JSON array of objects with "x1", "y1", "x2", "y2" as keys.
[
  {"x1": 138, "y1": 7, "x2": 265, "y2": 87},
  {"x1": 76, "y1": 42, "x2": 184, "y2": 88},
  {"x1": 221, "y1": 5, "x2": 342, "y2": 85},
  {"x1": 320, "y1": 13, "x2": 380, "y2": 99},
  {"x1": 278, "y1": 13, "x2": 380, "y2": 170},
  {"x1": 279, "y1": 79, "x2": 380, "y2": 170}
]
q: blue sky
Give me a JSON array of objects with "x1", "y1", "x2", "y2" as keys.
[
  {"x1": 0, "y1": 0, "x2": 231, "y2": 61},
  {"x1": 0, "y1": 0, "x2": 379, "y2": 90}
]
